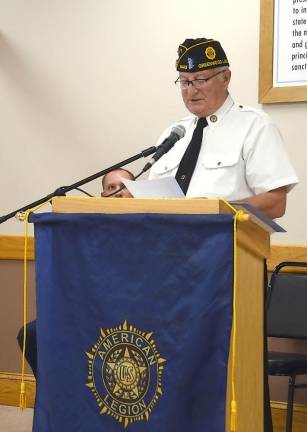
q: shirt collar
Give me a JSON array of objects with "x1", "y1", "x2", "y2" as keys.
[{"x1": 193, "y1": 94, "x2": 234, "y2": 129}]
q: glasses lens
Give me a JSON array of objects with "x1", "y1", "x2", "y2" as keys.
[
  {"x1": 177, "y1": 79, "x2": 206, "y2": 89},
  {"x1": 193, "y1": 80, "x2": 205, "y2": 89},
  {"x1": 176, "y1": 80, "x2": 188, "y2": 89}
]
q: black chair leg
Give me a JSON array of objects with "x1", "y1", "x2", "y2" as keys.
[{"x1": 285, "y1": 374, "x2": 296, "y2": 432}]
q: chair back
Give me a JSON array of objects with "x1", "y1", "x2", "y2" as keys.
[{"x1": 267, "y1": 261, "x2": 307, "y2": 339}]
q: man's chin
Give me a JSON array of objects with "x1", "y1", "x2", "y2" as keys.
[{"x1": 188, "y1": 105, "x2": 206, "y2": 117}]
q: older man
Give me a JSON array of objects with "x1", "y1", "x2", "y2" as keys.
[{"x1": 149, "y1": 38, "x2": 298, "y2": 218}]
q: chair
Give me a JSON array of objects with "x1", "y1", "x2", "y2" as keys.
[{"x1": 266, "y1": 261, "x2": 307, "y2": 432}]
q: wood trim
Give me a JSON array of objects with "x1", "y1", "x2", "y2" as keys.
[
  {"x1": 0, "y1": 372, "x2": 36, "y2": 408},
  {"x1": 52, "y1": 196, "x2": 224, "y2": 215},
  {"x1": 268, "y1": 244, "x2": 307, "y2": 273},
  {"x1": 226, "y1": 250, "x2": 265, "y2": 431},
  {"x1": 1, "y1": 234, "x2": 307, "y2": 271},
  {"x1": 1, "y1": 374, "x2": 307, "y2": 432},
  {"x1": 271, "y1": 401, "x2": 307, "y2": 432},
  {"x1": 0, "y1": 235, "x2": 34, "y2": 260},
  {"x1": 237, "y1": 220, "x2": 270, "y2": 259},
  {"x1": 1, "y1": 233, "x2": 307, "y2": 268},
  {"x1": 259, "y1": 0, "x2": 274, "y2": 103},
  {"x1": 271, "y1": 400, "x2": 307, "y2": 413},
  {"x1": 219, "y1": 200, "x2": 270, "y2": 258},
  {"x1": 259, "y1": 0, "x2": 307, "y2": 103}
]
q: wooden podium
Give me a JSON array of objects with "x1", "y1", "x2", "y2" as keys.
[{"x1": 52, "y1": 196, "x2": 270, "y2": 432}]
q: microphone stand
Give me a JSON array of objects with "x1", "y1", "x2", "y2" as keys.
[{"x1": 0, "y1": 145, "x2": 157, "y2": 225}]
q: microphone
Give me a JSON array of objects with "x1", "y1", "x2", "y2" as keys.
[{"x1": 142, "y1": 125, "x2": 186, "y2": 172}]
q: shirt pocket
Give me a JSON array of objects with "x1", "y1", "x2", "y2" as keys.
[
  {"x1": 199, "y1": 151, "x2": 244, "y2": 196},
  {"x1": 201, "y1": 153, "x2": 241, "y2": 169}
]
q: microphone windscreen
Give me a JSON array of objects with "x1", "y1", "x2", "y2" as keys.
[{"x1": 172, "y1": 124, "x2": 186, "y2": 140}]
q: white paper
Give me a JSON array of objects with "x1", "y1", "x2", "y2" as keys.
[{"x1": 122, "y1": 177, "x2": 185, "y2": 198}]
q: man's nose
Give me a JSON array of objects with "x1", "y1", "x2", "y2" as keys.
[{"x1": 186, "y1": 83, "x2": 198, "y2": 94}]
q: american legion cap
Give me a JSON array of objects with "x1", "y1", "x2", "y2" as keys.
[{"x1": 176, "y1": 38, "x2": 229, "y2": 72}]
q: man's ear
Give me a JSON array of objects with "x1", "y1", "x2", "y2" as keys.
[{"x1": 223, "y1": 69, "x2": 231, "y2": 85}]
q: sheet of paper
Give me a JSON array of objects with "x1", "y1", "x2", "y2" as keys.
[{"x1": 122, "y1": 176, "x2": 185, "y2": 198}]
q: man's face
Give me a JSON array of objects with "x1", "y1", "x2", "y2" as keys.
[
  {"x1": 101, "y1": 170, "x2": 133, "y2": 198},
  {"x1": 178, "y1": 68, "x2": 231, "y2": 118}
]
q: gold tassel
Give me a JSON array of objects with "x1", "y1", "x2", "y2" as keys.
[
  {"x1": 19, "y1": 381, "x2": 27, "y2": 410},
  {"x1": 230, "y1": 399, "x2": 237, "y2": 432}
]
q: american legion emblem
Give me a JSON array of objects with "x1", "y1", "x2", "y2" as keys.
[
  {"x1": 205, "y1": 46, "x2": 216, "y2": 60},
  {"x1": 86, "y1": 320, "x2": 166, "y2": 428}
]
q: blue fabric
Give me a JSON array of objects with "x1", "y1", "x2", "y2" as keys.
[{"x1": 31, "y1": 212, "x2": 234, "y2": 432}]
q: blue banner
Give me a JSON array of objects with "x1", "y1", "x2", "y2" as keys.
[{"x1": 31, "y1": 213, "x2": 234, "y2": 432}]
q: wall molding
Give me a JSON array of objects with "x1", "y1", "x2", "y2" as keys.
[
  {"x1": 1, "y1": 235, "x2": 307, "y2": 268},
  {"x1": 0, "y1": 372, "x2": 36, "y2": 407},
  {"x1": 268, "y1": 244, "x2": 307, "y2": 273},
  {"x1": 271, "y1": 401, "x2": 307, "y2": 432},
  {"x1": 0, "y1": 374, "x2": 307, "y2": 432},
  {"x1": 0, "y1": 235, "x2": 34, "y2": 260}
]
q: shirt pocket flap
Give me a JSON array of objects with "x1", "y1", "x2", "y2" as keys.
[
  {"x1": 151, "y1": 154, "x2": 182, "y2": 175},
  {"x1": 201, "y1": 152, "x2": 241, "y2": 169}
]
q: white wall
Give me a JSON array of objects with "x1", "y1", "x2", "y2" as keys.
[{"x1": 0, "y1": 0, "x2": 306, "y2": 242}]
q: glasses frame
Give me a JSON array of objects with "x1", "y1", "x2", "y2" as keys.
[{"x1": 174, "y1": 69, "x2": 226, "y2": 89}]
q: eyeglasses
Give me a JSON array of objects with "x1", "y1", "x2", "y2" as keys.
[{"x1": 174, "y1": 70, "x2": 225, "y2": 90}]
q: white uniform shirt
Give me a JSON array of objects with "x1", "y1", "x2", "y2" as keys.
[{"x1": 149, "y1": 95, "x2": 298, "y2": 200}]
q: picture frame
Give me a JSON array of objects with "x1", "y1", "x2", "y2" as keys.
[{"x1": 259, "y1": 0, "x2": 307, "y2": 103}]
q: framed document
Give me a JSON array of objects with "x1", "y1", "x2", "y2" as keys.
[{"x1": 259, "y1": 0, "x2": 307, "y2": 103}]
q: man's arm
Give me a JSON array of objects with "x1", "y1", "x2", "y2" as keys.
[{"x1": 240, "y1": 186, "x2": 288, "y2": 219}]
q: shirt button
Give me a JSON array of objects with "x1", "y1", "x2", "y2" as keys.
[
  {"x1": 217, "y1": 161, "x2": 222, "y2": 166},
  {"x1": 210, "y1": 115, "x2": 217, "y2": 123},
  {"x1": 180, "y1": 175, "x2": 186, "y2": 180}
]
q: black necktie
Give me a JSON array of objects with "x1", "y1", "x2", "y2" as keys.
[{"x1": 175, "y1": 117, "x2": 208, "y2": 194}]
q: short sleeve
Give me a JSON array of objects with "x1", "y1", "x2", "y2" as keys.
[{"x1": 243, "y1": 118, "x2": 298, "y2": 194}]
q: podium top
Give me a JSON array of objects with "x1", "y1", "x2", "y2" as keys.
[
  {"x1": 52, "y1": 196, "x2": 228, "y2": 216},
  {"x1": 51, "y1": 196, "x2": 270, "y2": 258}
]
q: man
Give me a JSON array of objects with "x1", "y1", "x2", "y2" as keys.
[
  {"x1": 149, "y1": 38, "x2": 298, "y2": 219},
  {"x1": 101, "y1": 168, "x2": 134, "y2": 198},
  {"x1": 149, "y1": 37, "x2": 298, "y2": 432},
  {"x1": 17, "y1": 169, "x2": 135, "y2": 378}
]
